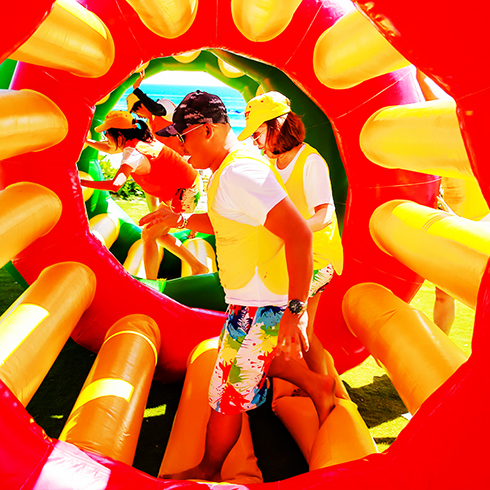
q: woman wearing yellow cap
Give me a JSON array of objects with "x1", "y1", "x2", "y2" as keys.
[
  {"x1": 238, "y1": 91, "x2": 343, "y2": 376},
  {"x1": 82, "y1": 110, "x2": 208, "y2": 278}
]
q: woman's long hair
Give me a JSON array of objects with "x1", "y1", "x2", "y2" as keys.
[
  {"x1": 105, "y1": 120, "x2": 154, "y2": 150},
  {"x1": 264, "y1": 112, "x2": 305, "y2": 155}
]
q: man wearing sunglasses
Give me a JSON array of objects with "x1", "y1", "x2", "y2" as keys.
[{"x1": 142, "y1": 90, "x2": 336, "y2": 483}]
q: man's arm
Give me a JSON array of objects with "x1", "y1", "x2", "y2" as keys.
[
  {"x1": 264, "y1": 196, "x2": 313, "y2": 361},
  {"x1": 306, "y1": 203, "x2": 334, "y2": 232},
  {"x1": 139, "y1": 208, "x2": 214, "y2": 234}
]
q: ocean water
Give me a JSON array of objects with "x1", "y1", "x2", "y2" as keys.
[{"x1": 113, "y1": 83, "x2": 247, "y2": 135}]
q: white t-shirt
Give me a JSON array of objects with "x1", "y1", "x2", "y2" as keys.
[
  {"x1": 274, "y1": 144, "x2": 334, "y2": 215},
  {"x1": 210, "y1": 144, "x2": 288, "y2": 306},
  {"x1": 121, "y1": 146, "x2": 148, "y2": 170}
]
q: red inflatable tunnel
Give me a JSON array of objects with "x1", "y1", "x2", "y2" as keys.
[{"x1": 1, "y1": 0, "x2": 489, "y2": 488}]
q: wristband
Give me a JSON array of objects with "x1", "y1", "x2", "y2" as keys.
[{"x1": 177, "y1": 214, "x2": 189, "y2": 229}]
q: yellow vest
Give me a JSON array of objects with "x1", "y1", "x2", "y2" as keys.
[
  {"x1": 277, "y1": 143, "x2": 343, "y2": 274},
  {"x1": 207, "y1": 147, "x2": 289, "y2": 296}
]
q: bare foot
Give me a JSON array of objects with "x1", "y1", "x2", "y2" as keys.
[
  {"x1": 191, "y1": 263, "x2": 209, "y2": 276},
  {"x1": 160, "y1": 465, "x2": 220, "y2": 482},
  {"x1": 309, "y1": 374, "x2": 336, "y2": 426}
]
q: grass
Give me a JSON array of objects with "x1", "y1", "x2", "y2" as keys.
[{"x1": 0, "y1": 195, "x2": 475, "y2": 479}]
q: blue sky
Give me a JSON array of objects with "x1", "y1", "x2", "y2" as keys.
[{"x1": 145, "y1": 71, "x2": 228, "y2": 87}]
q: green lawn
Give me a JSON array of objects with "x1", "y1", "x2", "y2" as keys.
[{"x1": 0, "y1": 196, "x2": 475, "y2": 478}]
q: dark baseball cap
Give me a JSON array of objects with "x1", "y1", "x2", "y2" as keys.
[{"x1": 156, "y1": 90, "x2": 230, "y2": 137}]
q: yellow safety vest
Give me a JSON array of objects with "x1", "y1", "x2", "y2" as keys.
[
  {"x1": 276, "y1": 143, "x2": 343, "y2": 274},
  {"x1": 207, "y1": 147, "x2": 289, "y2": 296}
]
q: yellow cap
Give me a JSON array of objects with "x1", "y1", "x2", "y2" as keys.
[
  {"x1": 95, "y1": 111, "x2": 137, "y2": 132},
  {"x1": 238, "y1": 91, "x2": 291, "y2": 141}
]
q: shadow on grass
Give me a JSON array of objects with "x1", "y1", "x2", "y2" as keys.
[{"x1": 343, "y1": 374, "x2": 408, "y2": 428}]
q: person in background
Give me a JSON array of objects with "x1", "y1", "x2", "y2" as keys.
[
  {"x1": 141, "y1": 90, "x2": 336, "y2": 482},
  {"x1": 416, "y1": 69, "x2": 457, "y2": 335},
  {"x1": 127, "y1": 70, "x2": 184, "y2": 154},
  {"x1": 82, "y1": 110, "x2": 209, "y2": 279},
  {"x1": 237, "y1": 91, "x2": 343, "y2": 376}
]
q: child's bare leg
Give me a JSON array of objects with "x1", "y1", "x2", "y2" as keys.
[
  {"x1": 434, "y1": 287, "x2": 455, "y2": 335},
  {"x1": 158, "y1": 233, "x2": 209, "y2": 276},
  {"x1": 269, "y1": 355, "x2": 336, "y2": 426},
  {"x1": 141, "y1": 226, "x2": 162, "y2": 280},
  {"x1": 303, "y1": 293, "x2": 328, "y2": 375},
  {"x1": 161, "y1": 410, "x2": 242, "y2": 482}
]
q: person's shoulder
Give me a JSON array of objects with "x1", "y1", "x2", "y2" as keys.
[
  {"x1": 304, "y1": 148, "x2": 329, "y2": 173},
  {"x1": 303, "y1": 144, "x2": 325, "y2": 162},
  {"x1": 227, "y1": 144, "x2": 269, "y2": 168}
]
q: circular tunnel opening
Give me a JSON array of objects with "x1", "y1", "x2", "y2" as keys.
[{"x1": 77, "y1": 49, "x2": 348, "y2": 284}]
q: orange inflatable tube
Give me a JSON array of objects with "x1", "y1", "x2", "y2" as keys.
[
  {"x1": 343, "y1": 283, "x2": 468, "y2": 414},
  {"x1": 0, "y1": 262, "x2": 96, "y2": 406},
  {"x1": 60, "y1": 314, "x2": 161, "y2": 465},
  {"x1": 370, "y1": 199, "x2": 490, "y2": 309}
]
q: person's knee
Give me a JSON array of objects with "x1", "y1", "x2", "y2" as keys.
[{"x1": 142, "y1": 225, "x2": 162, "y2": 242}]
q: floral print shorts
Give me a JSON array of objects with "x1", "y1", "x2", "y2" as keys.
[
  {"x1": 208, "y1": 304, "x2": 285, "y2": 414},
  {"x1": 309, "y1": 263, "x2": 334, "y2": 297},
  {"x1": 171, "y1": 175, "x2": 201, "y2": 214}
]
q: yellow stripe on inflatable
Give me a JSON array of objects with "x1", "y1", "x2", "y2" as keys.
[
  {"x1": 343, "y1": 283, "x2": 468, "y2": 414},
  {"x1": 313, "y1": 8, "x2": 409, "y2": 90},
  {"x1": 0, "y1": 90, "x2": 68, "y2": 160},
  {"x1": 126, "y1": 0, "x2": 198, "y2": 39},
  {"x1": 231, "y1": 0, "x2": 302, "y2": 42},
  {"x1": 360, "y1": 99, "x2": 472, "y2": 179},
  {"x1": 104, "y1": 330, "x2": 159, "y2": 366},
  {"x1": 0, "y1": 262, "x2": 96, "y2": 406},
  {"x1": 10, "y1": 0, "x2": 114, "y2": 77},
  {"x1": 370, "y1": 200, "x2": 490, "y2": 309},
  {"x1": 68, "y1": 379, "x2": 134, "y2": 417},
  {"x1": 0, "y1": 304, "x2": 49, "y2": 367}
]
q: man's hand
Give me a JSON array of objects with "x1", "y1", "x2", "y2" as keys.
[
  {"x1": 139, "y1": 207, "x2": 180, "y2": 229},
  {"x1": 275, "y1": 309, "x2": 309, "y2": 361}
]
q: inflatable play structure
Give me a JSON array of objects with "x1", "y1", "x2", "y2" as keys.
[{"x1": 1, "y1": 0, "x2": 490, "y2": 488}]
